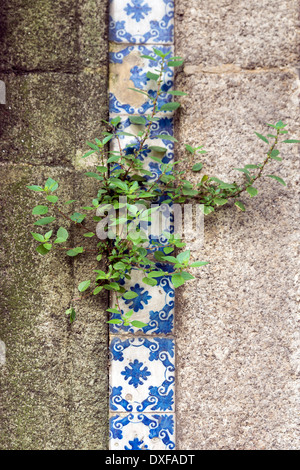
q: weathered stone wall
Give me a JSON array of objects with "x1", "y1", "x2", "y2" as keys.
[
  {"x1": 0, "y1": 0, "x2": 109, "y2": 450},
  {"x1": 174, "y1": 1, "x2": 300, "y2": 449}
]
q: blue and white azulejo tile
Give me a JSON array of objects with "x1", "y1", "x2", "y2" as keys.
[
  {"x1": 110, "y1": 264, "x2": 175, "y2": 335},
  {"x1": 109, "y1": 336, "x2": 175, "y2": 412},
  {"x1": 109, "y1": 0, "x2": 174, "y2": 44},
  {"x1": 109, "y1": 412, "x2": 176, "y2": 450},
  {"x1": 109, "y1": 114, "x2": 175, "y2": 181},
  {"x1": 109, "y1": 44, "x2": 174, "y2": 115}
]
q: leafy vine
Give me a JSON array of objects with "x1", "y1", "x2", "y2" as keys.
[{"x1": 27, "y1": 49, "x2": 300, "y2": 326}]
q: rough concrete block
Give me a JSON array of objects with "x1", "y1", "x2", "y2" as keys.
[
  {"x1": 174, "y1": 68, "x2": 300, "y2": 449},
  {"x1": 0, "y1": 164, "x2": 74, "y2": 450},
  {"x1": 0, "y1": 0, "x2": 79, "y2": 72},
  {"x1": 0, "y1": 73, "x2": 78, "y2": 166},
  {"x1": 78, "y1": 0, "x2": 109, "y2": 69},
  {"x1": 175, "y1": 0, "x2": 299, "y2": 68}
]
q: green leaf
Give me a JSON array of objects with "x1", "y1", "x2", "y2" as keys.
[
  {"x1": 142, "y1": 277, "x2": 158, "y2": 287},
  {"x1": 97, "y1": 166, "x2": 108, "y2": 173},
  {"x1": 129, "y1": 116, "x2": 147, "y2": 125},
  {"x1": 154, "y1": 251, "x2": 166, "y2": 262},
  {"x1": 43, "y1": 243, "x2": 52, "y2": 250},
  {"x1": 177, "y1": 250, "x2": 190, "y2": 264},
  {"x1": 54, "y1": 227, "x2": 69, "y2": 243},
  {"x1": 131, "y1": 321, "x2": 147, "y2": 328},
  {"x1": 66, "y1": 247, "x2": 84, "y2": 257},
  {"x1": 36, "y1": 244, "x2": 51, "y2": 256},
  {"x1": 163, "y1": 246, "x2": 174, "y2": 255},
  {"x1": 266, "y1": 175, "x2": 287, "y2": 186},
  {"x1": 84, "y1": 172, "x2": 103, "y2": 180},
  {"x1": 190, "y1": 261, "x2": 209, "y2": 267},
  {"x1": 27, "y1": 185, "x2": 44, "y2": 192},
  {"x1": 44, "y1": 230, "x2": 53, "y2": 240},
  {"x1": 31, "y1": 232, "x2": 45, "y2": 243},
  {"x1": 270, "y1": 149, "x2": 280, "y2": 158},
  {"x1": 171, "y1": 273, "x2": 186, "y2": 288},
  {"x1": 146, "y1": 71, "x2": 159, "y2": 81},
  {"x1": 57, "y1": 227, "x2": 68, "y2": 239},
  {"x1": 123, "y1": 309, "x2": 134, "y2": 319},
  {"x1": 46, "y1": 195, "x2": 58, "y2": 203},
  {"x1": 147, "y1": 271, "x2": 167, "y2": 278},
  {"x1": 275, "y1": 121, "x2": 287, "y2": 129},
  {"x1": 214, "y1": 197, "x2": 228, "y2": 206},
  {"x1": 78, "y1": 280, "x2": 91, "y2": 292},
  {"x1": 167, "y1": 60, "x2": 184, "y2": 67},
  {"x1": 282, "y1": 139, "x2": 300, "y2": 144},
  {"x1": 33, "y1": 216, "x2": 56, "y2": 226},
  {"x1": 161, "y1": 255, "x2": 178, "y2": 264},
  {"x1": 82, "y1": 150, "x2": 95, "y2": 159},
  {"x1": 32, "y1": 205, "x2": 48, "y2": 216},
  {"x1": 103, "y1": 135, "x2": 113, "y2": 145},
  {"x1": 107, "y1": 155, "x2": 121, "y2": 164},
  {"x1": 123, "y1": 291, "x2": 138, "y2": 300},
  {"x1": 113, "y1": 261, "x2": 127, "y2": 271},
  {"x1": 70, "y1": 212, "x2": 85, "y2": 223},
  {"x1": 160, "y1": 102, "x2": 180, "y2": 111},
  {"x1": 192, "y1": 163, "x2": 203, "y2": 172},
  {"x1": 153, "y1": 48, "x2": 171, "y2": 58},
  {"x1": 149, "y1": 145, "x2": 167, "y2": 153},
  {"x1": 86, "y1": 141, "x2": 100, "y2": 152},
  {"x1": 246, "y1": 186, "x2": 258, "y2": 197},
  {"x1": 180, "y1": 271, "x2": 194, "y2": 281},
  {"x1": 66, "y1": 307, "x2": 76, "y2": 323},
  {"x1": 83, "y1": 232, "x2": 95, "y2": 238},
  {"x1": 44, "y1": 177, "x2": 58, "y2": 192},
  {"x1": 168, "y1": 90, "x2": 187, "y2": 96},
  {"x1": 107, "y1": 319, "x2": 123, "y2": 325},
  {"x1": 254, "y1": 132, "x2": 269, "y2": 144},
  {"x1": 202, "y1": 206, "x2": 214, "y2": 215},
  {"x1": 107, "y1": 308, "x2": 121, "y2": 315},
  {"x1": 244, "y1": 164, "x2": 260, "y2": 169},
  {"x1": 185, "y1": 144, "x2": 195, "y2": 154},
  {"x1": 235, "y1": 201, "x2": 246, "y2": 211},
  {"x1": 110, "y1": 116, "x2": 121, "y2": 127},
  {"x1": 156, "y1": 134, "x2": 178, "y2": 142},
  {"x1": 64, "y1": 200, "x2": 76, "y2": 204},
  {"x1": 182, "y1": 188, "x2": 198, "y2": 197},
  {"x1": 140, "y1": 54, "x2": 156, "y2": 61}
]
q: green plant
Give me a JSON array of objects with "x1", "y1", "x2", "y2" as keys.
[{"x1": 27, "y1": 49, "x2": 299, "y2": 326}]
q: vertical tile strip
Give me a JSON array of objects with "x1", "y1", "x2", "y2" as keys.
[{"x1": 108, "y1": 0, "x2": 176, "y2": 450}]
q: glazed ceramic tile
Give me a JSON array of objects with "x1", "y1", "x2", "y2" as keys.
[
  {"x1": 109, "y1": 114, "x2": 175, "y2": 181},
  {"x1": 110, "y1": 263, "x2": 175, "y2": 334},
  {"x1": 109, "y1": 44, "x2": 174, "y2": 115},
  {"x1": 109, "y1": 0, "x2": 174, "y2": 44},
  {"x1": 109, "y1": 412, "x2": 176, "y2": 450},
  {"x1": 109, "y1": 336, "x2": 175, "y2": 412}
]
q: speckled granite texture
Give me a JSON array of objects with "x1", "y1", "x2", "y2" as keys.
[{"x1": 174, "y1": 0, "x2": 300, "y2": 450}]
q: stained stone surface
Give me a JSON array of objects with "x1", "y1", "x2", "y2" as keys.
[
  {"x1": 0, "y1": 0, "x2": 108, "y2": 71},
  {"x1": 0, "y1": 0, "x2": 109, "y2": 450},
  {"x1": 174, "y1": 1, "x2": 300, "y2": 451},
  {"x1": 175, "y1": 0, "x2": 299, "y2": 68}
]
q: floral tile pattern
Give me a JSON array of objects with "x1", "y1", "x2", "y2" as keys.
[
  {"x1": 109, "y1": 412, "x2": 175, "y2": 450},
  {"x1": 108, "y1": 0, "x2": 176, "y2": 451},
  {"x1": 110, "y1": 264, "x2": 175, "y2": 335},
  {"x1": 109, "y1": 336, "x2": 175, "y2": 413},
  {"x1": 109, "y1": 115, "x2": 175, "y2": 185},
  {"x1": 109, "y1": 0, "x2": 174, "y2": 44},
  {"x1": 109, "y1": 113, "x2": 175, "y2": 180},
  {"x1": 109, "y1": 45, "x2": 174, "y2": 115}
]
